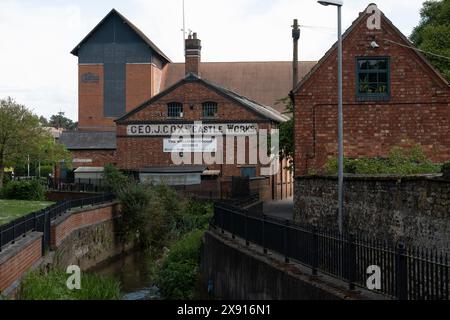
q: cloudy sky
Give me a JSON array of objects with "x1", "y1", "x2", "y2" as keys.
[{"x1": 0, "y1": 0, "x2": 425, "y2": 121}]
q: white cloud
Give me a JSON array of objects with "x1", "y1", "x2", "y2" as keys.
[{"x1": 0, "y1": 0, "x2": 425, "y2": 121}]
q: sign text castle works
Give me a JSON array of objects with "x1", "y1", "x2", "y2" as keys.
[{"x1": 127, "y1": 123, "x2": 258, "y2": 136}]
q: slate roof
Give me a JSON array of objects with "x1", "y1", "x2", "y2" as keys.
[
  {"x1": 116, "y1": 73, "x2": 290, "y2": 123},
  {"x1": 163, "y1": 61, "x2": 317, "y2": 113},
  {"x1": 60, "y1": 131, "x2": 116, "y2": 150},
  {"x1": 71, "y1": 9, "x2": 171, "y2": 63},
  {"x1": 140, "y1": 165, "x2": 207, "y2": 174}
]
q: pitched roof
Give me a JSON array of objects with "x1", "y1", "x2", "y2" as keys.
[
  {"x1": 293, "y1": 5, "x2": 449, "y2": 94},
  {"x1": 163, "y1": 61, "x2": 317, "y2": 112},
  {"x1": 117, "y1": 73, "x2": 290, "y2": 123},
  {"x1": 71, "y1": 9, "x2": 171, "y2": 63},
  {"x1": 60, "y1": 131, "x2": 117, "y2": 150}
]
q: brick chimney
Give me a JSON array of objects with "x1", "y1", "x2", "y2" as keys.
[{"x1": 185, "y1": 32, "x2": 201, "y2": 76}]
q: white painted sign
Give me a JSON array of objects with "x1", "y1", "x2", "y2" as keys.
[
  {"x1": 127, "y1": 123, "x2": 258, "y2": 136},
  {"x1": 73, "y1": 159, "x2": 93, "y2": 163},
  {"x1": 163, "y1": 137, "x2": 217, "y2": 153}
]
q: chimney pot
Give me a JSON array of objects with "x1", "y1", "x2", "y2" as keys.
[{"x1": 185, "y1": 31, "x2": 201, "y2": 76}]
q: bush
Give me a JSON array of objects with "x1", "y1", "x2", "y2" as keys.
[
  {"x1": 442, "y1": 161, "x2": 450, "y2": 180},
  {"x1": 2, "y1": 180, "x2": 45, "y2": 200},
  {"x1": 324, "y1": 145, "x2": 441, "y2": 175},
  {"x1": 39, "y1": 165, "x2": 53, "y2": 178},
  {"x1": 157, "y1": 230, "x2": 204, "y2": 300},
  {"x1": 103, "y1": 164, "x2": 132, "y2": 193},
  {"x1": 19, "y1": 269, "x2": 121, "y2": 300}
]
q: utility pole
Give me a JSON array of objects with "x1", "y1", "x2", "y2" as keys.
[{"x1": 292, "y1": 19, "x2": 300, "y2": 90}]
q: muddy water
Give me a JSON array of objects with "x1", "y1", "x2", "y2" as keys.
[{"x1": 90, "y1": 251, "x2": 161, "y2": 300}]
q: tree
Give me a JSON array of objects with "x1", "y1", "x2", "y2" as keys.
[
  {"x1": 276, "y1": 97, "x2": 294, "y2": 170},
  {"x1": 0, "y1": 97, "x2": 71, "y2": 187},
  {"x1": 410, "y1": 0, "x2": 450, "y2": 81},
  {"x1": 48, "y1": 113, "x2": 78, "y2": 131}
]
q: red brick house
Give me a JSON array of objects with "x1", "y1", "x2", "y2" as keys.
[
  {"x1": 61, "y1": 9, "x2": 302, "y2": 199},
  {"x1": 293, "y1": 5, "x2": 450, "y2": 177}
]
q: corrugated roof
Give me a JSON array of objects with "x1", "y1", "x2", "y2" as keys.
[
  {"x1": 60, "y1": 131, "x2": 116, "y2": 150},
  {"x1": 140, "y1": 165, "x2": 207, "y2": 174},
  {"x1": 71, "y1": 9, "x2": 171, "y2": 63},
  {"x1": 163, "y1": 61, "x2": 316, "y2": 113}
]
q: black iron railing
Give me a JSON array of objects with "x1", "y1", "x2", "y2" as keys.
[
  {"x1": 0, "y1": 193, "x2": 116, "y2": 255},
  {"x1": 212, "y1": 203, "x2": 450, "y2": 300}
]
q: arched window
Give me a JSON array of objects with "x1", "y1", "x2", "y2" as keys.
[
  {"x1": 167, "y1": 102, "x2": 183, "y2": 118},
  {"x1": 202, "y1": 102, "x2": 218, "y2": 118}
]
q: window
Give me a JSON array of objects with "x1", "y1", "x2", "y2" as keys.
[
  {"x1": 356, "y1": 57, "x2": 390, "y2": 100},
  {"x1": 240, "y1": 167, "x2": 256, "y2": 178},
  {"x1": 202, "y1": 102, "x2": 218, "y2": 118},
  {"x1": 167, "y1": 102, "x2": 183, "y2": 118}
]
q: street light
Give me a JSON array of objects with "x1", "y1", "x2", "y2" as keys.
[{"x1": 318, "y1": 0, "x2": 344, "y2": 235}]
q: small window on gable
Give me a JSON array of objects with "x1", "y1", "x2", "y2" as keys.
[
  {"x1": 167, "y1": 102, "x2": 183, "y2": 118},
  {"x1": 356, "y1": 57, "x2": 390, "y2": 101},
  {"x1": 202, "y1": 102, "x2": 218, "y2": 118}
]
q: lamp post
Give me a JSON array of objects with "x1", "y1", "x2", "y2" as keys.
[{"x1": 318, "y1": 0, "x2": 344, "y2": 234}]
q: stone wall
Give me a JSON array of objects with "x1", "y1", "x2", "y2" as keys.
[
  {"x1": 294, "y1": 175, "x2": 450, "y2": 252},
  {"x1": 201, "y1": 231, "x2": 383, "y2": 300}
]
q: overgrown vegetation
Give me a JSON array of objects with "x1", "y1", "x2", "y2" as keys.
[
  {"x1": 19, "y1": 269, "x2": 121, "y2": 300},
  {"x1": 104, "y1": 165, "x2": 213, "y2": 299},
  {"x1": 1, "y1": 180, "x2": 45, "y2": 201},
  {"x1": 442, "y1": 161, "x2": 450, "y2": 179},
  {"x1": 324, "y1": 145, "x2": 441, "y2": 175},
  {"x1": 157, "y1": 230, "x2": 204, "y2": 299}
]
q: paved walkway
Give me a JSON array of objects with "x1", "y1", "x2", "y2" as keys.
[{"x1": 263, "y1": 197, "x2": 294, "y2": 221}]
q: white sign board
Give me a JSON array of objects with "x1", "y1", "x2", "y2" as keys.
[
  {"x1": 163, "y1": 137, "x2": 217, "y2": 153},
  {"x1": 139, "y1": 173, "x2": 201, "y2": 186},
  {"x1": 127, "y1": 123, "x2": 258, "y2": 136}
]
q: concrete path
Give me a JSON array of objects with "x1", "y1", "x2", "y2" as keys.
[{"x1": 263, "y1": 197, "x2": 294, "y2": 221}]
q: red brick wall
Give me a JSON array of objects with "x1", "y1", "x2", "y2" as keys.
[
  {"x1": 0, "y1": 235, "x2": 42, "y2": 293},
  {"x1": 78, "y1": 64, "x2": 117, "y2": 131},
  {"x1": 116, "y1": 81, "x2": 275, "y2": 176},
  {"x1": 50, "y1": 203, "x2": 120, "y2": 247},
  {"x1": 71, "y1": 150, "x2": 117, "y2": 168},
  {"x1": 294, "y1": 11, "x2": 450, "y2": 176},
  {"x1": 126, "y1": 64, "x2": 152, "y2": 113}
]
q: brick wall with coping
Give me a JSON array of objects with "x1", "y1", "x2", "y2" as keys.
[
  {"x1": 50, "y1": 202, "x2": 120, "y2": 248},
  {"x1": 0, "y1": 232, "x2": 42, "y2": 294},
  {"x1": 0, "y1": 201, "x2": 120, "y2": 296}
]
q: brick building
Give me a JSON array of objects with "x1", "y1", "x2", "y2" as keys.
[
  {"x1": 293, "y1": 5, "x2": 450, "y2": 177},
  {"x1": 61, "y1": 9, "x2": 305, "y2": 199}
]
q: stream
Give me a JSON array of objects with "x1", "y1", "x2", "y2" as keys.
[{"x1": 90, "y1": 251, "x2": 162, "y2": 300}]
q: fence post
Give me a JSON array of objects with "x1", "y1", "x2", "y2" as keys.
[
  {"x1": 220, "y1": 206, "x2": 224, "y2": 234},
  {"x1": 395, "y1": 242, "x2": 408, "y2": 300},
  {"x1": 11, "y1": 221, "x2": 16, "y2": 245},
  {"x1": 312, "y1": 226, "x2": 318, "y2": 276},
  {"x1": 284, "y1": 220, "x2": 290, "y2": 263},
  {"x1": 245, "y1": 211, "x2": 249, "y2": 246},
  {"x1": 347, "y1": 233, "x2": 356, "y2": 291},
  {"x1": 231, "y1": 209, "x2": 235, "y2": 240},
  {"x1": 0, "y1": 228, "x2": 3, "y2": 252},
  {"x1": 262, "y1": 215, "x2": 267, "y2": 254}
]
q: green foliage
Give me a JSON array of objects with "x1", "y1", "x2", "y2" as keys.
[
  {"x1": 103, "y1": 164, "x2": 132, "y2": 193},
  {"x1": 178, "y1": 199, "x2": 213, "y2": 235},
  {"x1": 19, "y1": 269, "x2": 121, "y2": 300},
  {"x1": 410, "y1": 0, "x2": 450, "y2": 81},
  {"x1": 40, "y1": 113, "x2": 78, "y2": 131},
  {"x1": 157, "y1": 230, "x2": 204, "y2": 300},
  {"x1": 39, "y1": 165, "x2": 53, "y2": 178},
  {"x1": 442, "y1": 161, "x2": 450, "y2": 179},
  {"x1": 324, "y1": 145, "x2": 441, "y2": 175},
  {"x1": 2, "y1": 180, "x2": 45, "y2": 201}
]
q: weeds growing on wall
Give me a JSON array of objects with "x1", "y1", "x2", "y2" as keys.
[{"x1": 325, "y1": 145, "x2": 441, "y2": 175}]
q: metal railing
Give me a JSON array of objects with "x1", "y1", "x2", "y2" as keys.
[
  {"x1": 0, "y1": 193, "x2": 116, "y2": 254},
  {"x1": 212, "y1": 203, "x2": 450, "y2": 300}
]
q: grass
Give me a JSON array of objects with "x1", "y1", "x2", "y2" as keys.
[
  {"x1": 0, "y1": 199, "x2": 54, "y2": 226},
  {"x1": 19, "y1": 269, "x2": 121, "y2": 300}
]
